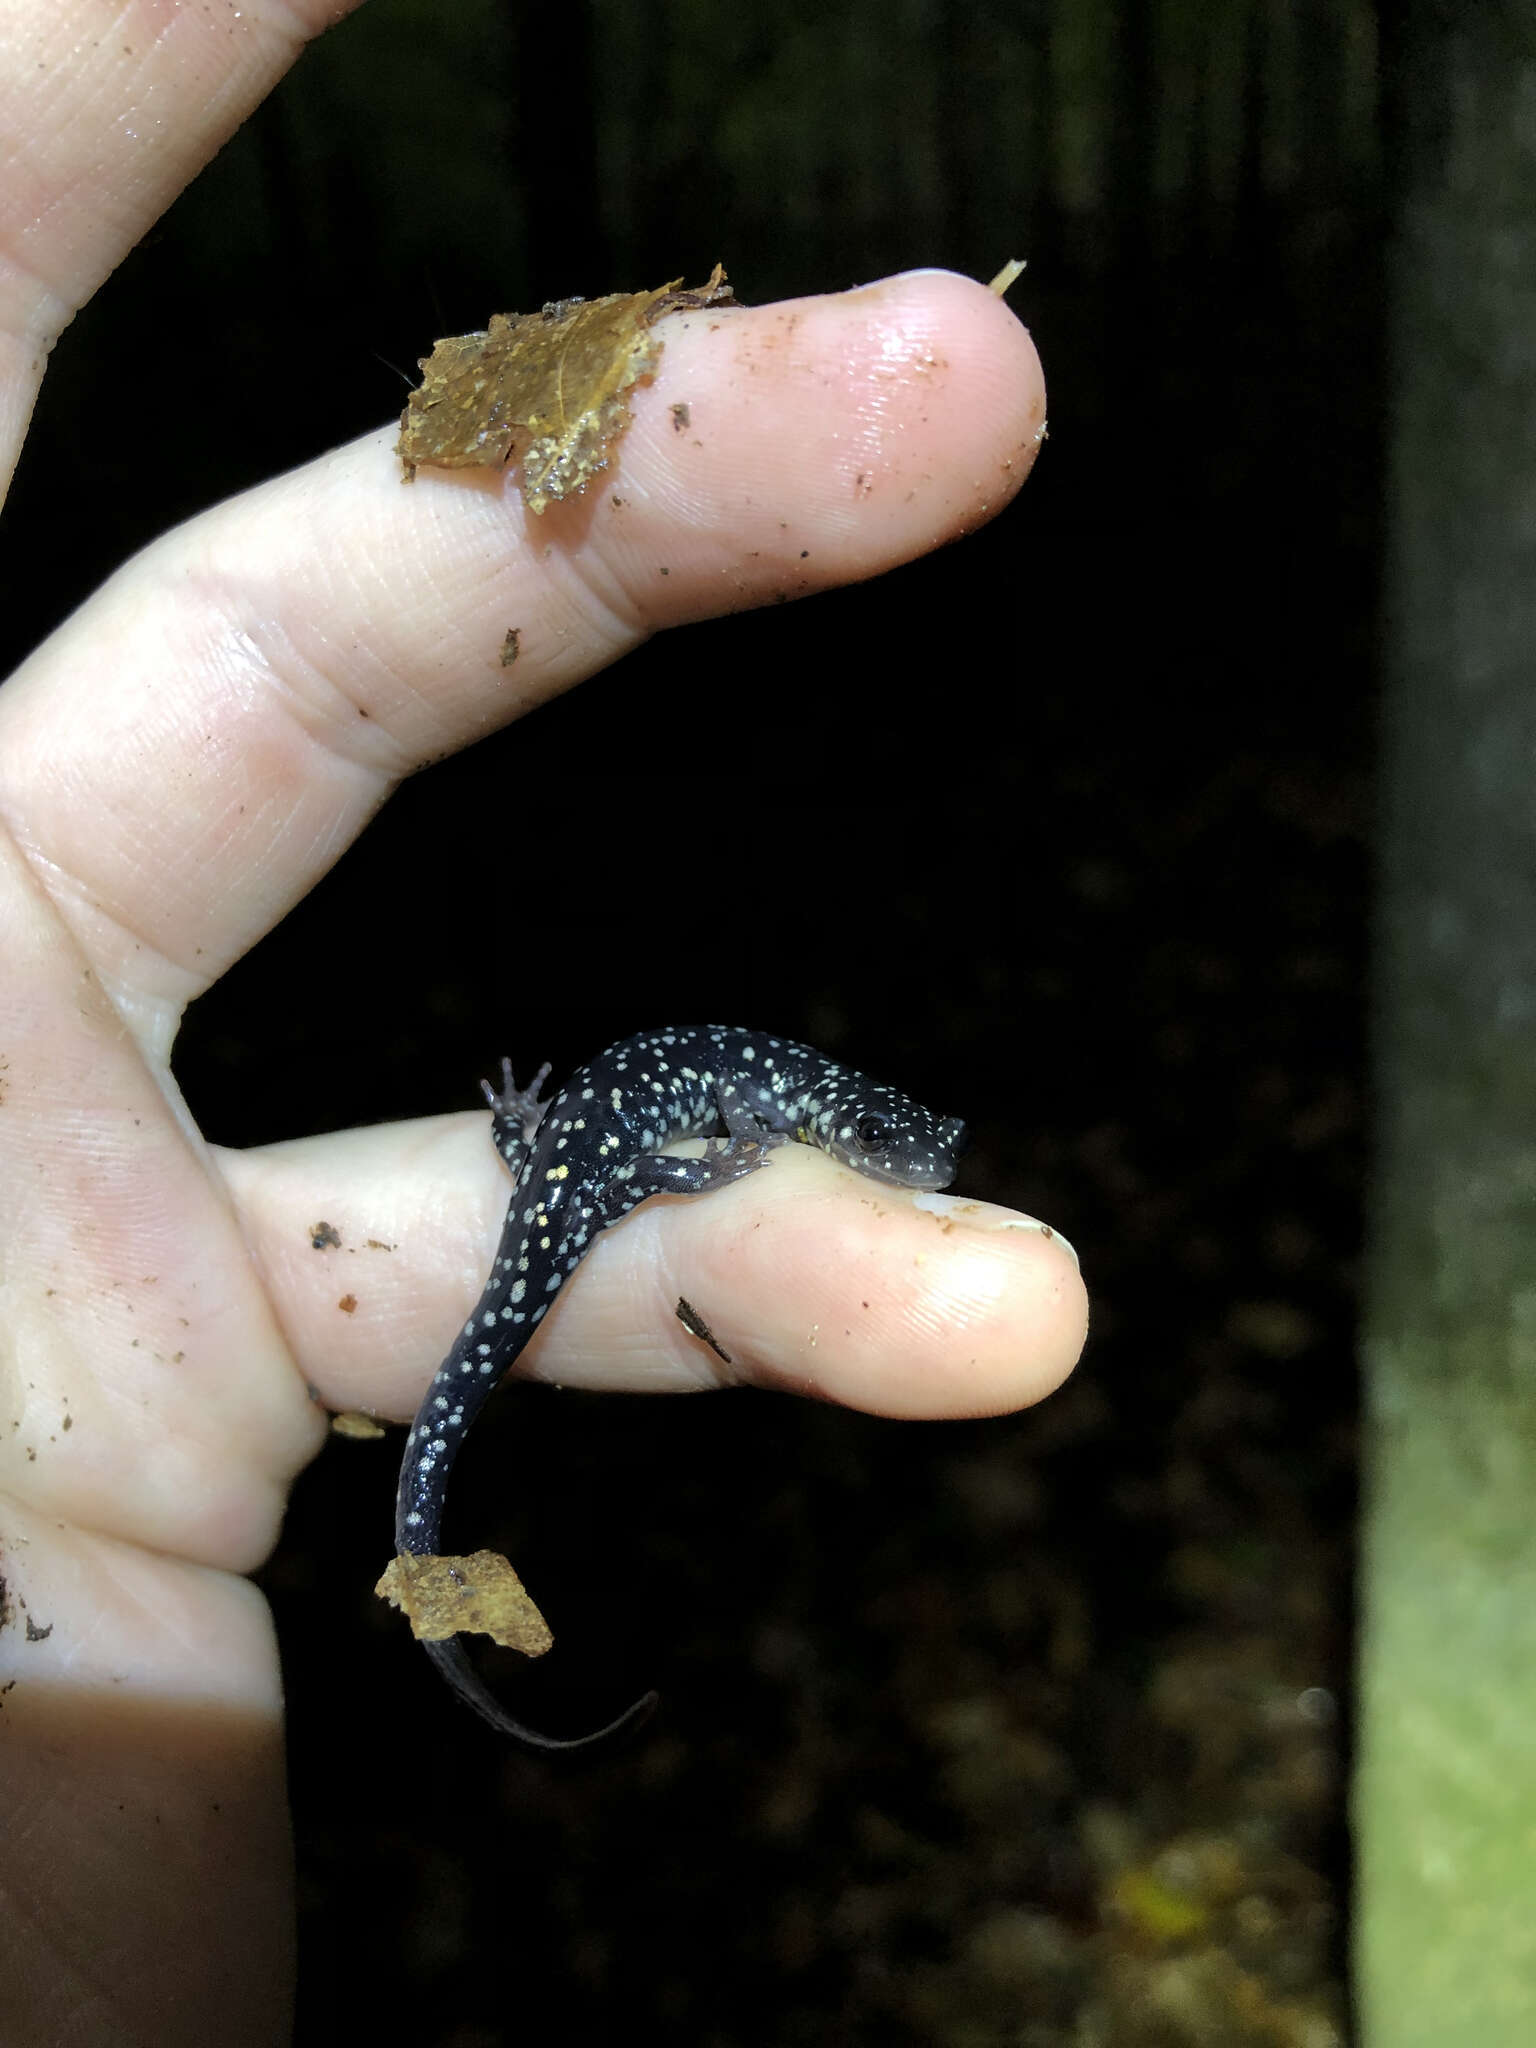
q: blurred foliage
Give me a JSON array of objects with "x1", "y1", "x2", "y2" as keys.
[{"x1": 1360, "y1": 3, "x2": 1536, "y2": 2038}]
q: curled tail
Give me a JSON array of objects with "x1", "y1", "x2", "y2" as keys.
[
  {"x1": 422, "y1": 1638, "x2": 657, "y2": 1752},
  {"x1": 396, "y1": 1354, "x2": 655, "y2": 1752}
]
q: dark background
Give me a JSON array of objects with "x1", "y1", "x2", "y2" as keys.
[{"x1": 0, "y1": 2, "x2": 1379, "y2": 2041}]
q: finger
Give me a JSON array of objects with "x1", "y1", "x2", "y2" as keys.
[
  {"x1": 215, "y1": 1121, "x2": 1088, "y2": 1422},
  {"x1": 0, "y1": 0, "x2": 363, "y2": 496},
  {"x1": 0, "y1": 272, "x2": 1046, "y2": 1053},
  {"x1": 0, "y1": 822, "x2": 325, "y2": 1568}
]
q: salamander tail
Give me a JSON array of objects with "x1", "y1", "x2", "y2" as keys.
[{"x1": 422, "y1": 1637, "x2": 658, "y2": 1753}]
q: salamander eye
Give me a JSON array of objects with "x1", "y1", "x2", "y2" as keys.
[{"x1": 855, "y1": 1112, "x2": 894, "y2": 1150}]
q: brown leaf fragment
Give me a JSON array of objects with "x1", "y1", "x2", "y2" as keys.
[
  {"x1": 330, "y1": 1409, "x2": 385, "y2": 1440},
  {"x1": 375, "y1": 1549, "x2": 553, "y2": 1657},
  {"x1": 499, "y1": 627, "x2": 521, "y2": 667},
  {"x1": 396, "y1": 266, "x2": 738, "y2": 511},
  {"x1": 643, "y1": 261, "x2": 736, "y2": 323}
]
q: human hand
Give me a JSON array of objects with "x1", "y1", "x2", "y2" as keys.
[{"x1": 0, "y1": 3, "x2": 1085, "y2": 2041}]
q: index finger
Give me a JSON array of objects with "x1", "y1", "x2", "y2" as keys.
[{"x1": 0, "y1": 271, "x2": 1045, "y2": 1048}]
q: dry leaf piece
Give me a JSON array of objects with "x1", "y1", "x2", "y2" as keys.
[
  {"x1": 375, "y1": 1549, "x2": 554, "y2": 1657},
  {"x1": 397, "y1": 266, "x2": 738, "y2": 512},
  {"x1": 331, "y1": 1409, "x2": 385, "y2": 1440}
]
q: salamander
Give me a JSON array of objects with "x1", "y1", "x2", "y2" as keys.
[{"x1": 395, "y1": 1024, "x2": 966, "y2": 1750}]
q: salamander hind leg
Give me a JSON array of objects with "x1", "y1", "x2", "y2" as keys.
[{"x1": 481, "y1": 1057, "x2": 554, "y2": 1166}]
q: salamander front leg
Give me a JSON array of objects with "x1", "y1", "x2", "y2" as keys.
[
  {"x1": 595, "y1": 1124, "x2": 785, "y2": 1218},
  {"x1": 713, "y1": 1073, "x2": 795, "y2": 1148}
]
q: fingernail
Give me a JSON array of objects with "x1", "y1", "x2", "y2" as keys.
[{"x1": 912, "y1": 1192, "x2": 1079, "y2": 1269}]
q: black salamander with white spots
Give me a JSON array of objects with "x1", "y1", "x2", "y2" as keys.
[{"x1": 396, "y1": 1024, "x2": 966, "y2": 1752}]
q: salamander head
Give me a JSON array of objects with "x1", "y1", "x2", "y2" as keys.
[{"x1": 812, "y1": 1078, "x2": 966, "y2": 1191}]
